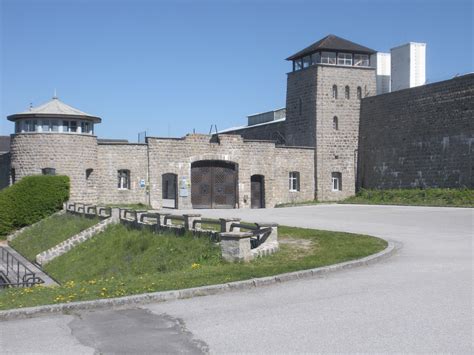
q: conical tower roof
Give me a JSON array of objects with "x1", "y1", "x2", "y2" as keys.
[{"x1": 8, "y1": 96, "x2": 101, "y2": 123}]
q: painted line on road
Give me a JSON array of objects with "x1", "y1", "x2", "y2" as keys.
[{"x1": 0, "y1": 240, "x2": 398, "y2": 321}]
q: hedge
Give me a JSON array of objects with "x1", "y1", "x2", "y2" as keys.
[{"x1": 0, "y1": 175, "x2": 70, "y2": 237}]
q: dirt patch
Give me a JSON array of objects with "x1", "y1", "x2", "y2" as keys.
[{"x1": 279, "y1": 237, "x2": 318, "y2": 259}]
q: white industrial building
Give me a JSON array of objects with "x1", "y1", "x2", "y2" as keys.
[
  {"x1": 390, "y1": 42, "x2": 426, "y2": 91},
  {"x1": 374, "y1": 52, "x2": 391, "y2": 95}
]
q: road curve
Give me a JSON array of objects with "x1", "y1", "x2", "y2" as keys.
[{"x1": 1, "y1": 204, "x2": 472, "y2": 353}]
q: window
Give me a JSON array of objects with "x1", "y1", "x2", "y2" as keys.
[
  {"x1": 321, "y1": 52, "x2": 336, "y2": 65},
  {"x1": 15, "y1": 122, "x2": 20, "y2": 133},
  {"x1": 51, "y1": 120, "x2": 59, "y2": 132},
  {"x1": 354, "y1": 54, "x2": 369, "y2": 67},
  {"x1": 42, "y1": 120, "x2": 50, "y2": 132},
  {"x1": 303, "y1": 55, "x2": 311, "y2": 68},
  {"x1": 63, "y1": 121, "x2": 70, "y2": 132},
  {"x1": 311, "y1": 52, "x2": 321, "y2": 65},
  {"x1": 332, "y1": 85, "x2": 338, "y2": 99},
  {"x1": 118, "y1": 169, "x2": 130, "y2": 189},
  {"x1": 298, "y1": 97, "x2": 303, "y2": 116},
  {"x1": 337, "y1": 53, "x2": 352, "y2": 66},
  {"x1": 86, "y1": 168, "x2": 93, "y2": 180},
  {"x1": 331, "y1": 172, "x2": 342, "y2": 191},
  {"x1": 333, "y1": 116, "x2": 338, "y2": 130},
  {"x1": 81, "y1": 121, "x2": 91, "y2": 134},
  {"x1": 42, "y1": 168, "x2": 56, "y2": 175},
  {"x1": 32, "y1": 120, "x2": 38, "y2": 132},
  {"x1": 357, "y1": 86, "x2": 362, "y2": 100},
  {"x1": 24, "y1": 120, "x2": 31, "y2": 132},
  {"x1": 70, "y1": 121, "x2": 77, "y2": 133},
  {"x1": 289, "y1": 171, "x2": 300, "y2": 192},
  {"x1": 11, "y1": 169, "x2": 15, "y2": 184},
  {"x1": 294, "y1": 59, "x2": 303, "y2": 71},
  {"x1": 345, "y1": 86, "x2": 350, "y2": 99}
]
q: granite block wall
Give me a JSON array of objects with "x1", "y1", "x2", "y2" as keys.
[
  {"x1": 358, "y1": 74, "x2": 474, "y2": 189},
  {"x1": 147, "y1": 134, "x2": 314, "y2": 209},
  {"x1": 9, "y1": 133, "x2": 98, "y2": 203},
  {"x1": 97, "y1": 143, "x2": 149, "y2": 205}
]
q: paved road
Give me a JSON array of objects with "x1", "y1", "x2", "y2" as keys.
[{"x1": 1, "y1": 205, "x2": 472, "y2": 353}]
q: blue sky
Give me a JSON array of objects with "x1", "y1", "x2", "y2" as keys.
[{"x1": 1, "y1": 0, "x2": 472, "y2": 141}]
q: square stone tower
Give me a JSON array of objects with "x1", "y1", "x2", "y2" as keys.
[{"x1": 285, "y1": 35, "x2": 376, "y2": 200}]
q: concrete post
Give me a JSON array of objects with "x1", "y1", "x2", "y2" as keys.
[
  {"x1": 219, "y1": 218, "x2": 241, "y2": 232},
  {"x1": 219, "y1": 232, "x2": 253, "y2": 262},
  {"x1": 159, "y1": 213, "x2": 171, "y2": 226},
  {"x1": 183, "y1": 214, "x2": 201, "y2": 231},
  {"x1": 110, "y1": 208, "x2": 120, "y2": 223}
]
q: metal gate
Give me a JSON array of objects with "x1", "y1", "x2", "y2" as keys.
[
  {"x1": 191, "y1": 161, "x2": 237, "y2": 209},
  {"x1": 251, "y1": 175, "x2": 265, "y2": 208}
]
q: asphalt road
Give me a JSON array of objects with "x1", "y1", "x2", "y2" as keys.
[{"x1": 1, "y1": 204, "x2": 472, "y2": 354}]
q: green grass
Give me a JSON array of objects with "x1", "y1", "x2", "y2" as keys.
[
  {"x1": 9, "y1": 213, "x2": 99, "y2": 262},
  {"x1": 275, "y1": 200, "x2": 325, "y2": 208},
  {"x1": 341, "y1": 188, "x2": 474, "y2": 207},
  {"x1": 0, "y1": 223, "x2": 387, "y2": 310}
]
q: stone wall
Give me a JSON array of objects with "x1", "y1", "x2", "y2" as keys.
[
  {"x1": 222, "y1": 120, "x2": 286, "y2": 144},
  {"x1": 97, "y1": 143, "x2": 149, "y2": 205},
  {"x1": 285, "y1": 64, "x2": 376, "y2": 200},
  {"x1": 358, "y1": 74, "x2": 474, "y2": 189},
  {"x1": 9, "y1": 133, "x2": 98, "y2": 203},
  {"x1": 315, "y1": 65, "x2": 376, "y2": 201},
  {"x1": 0, "y1": 152, "x2": 10, "y2": 189},
  {"x1": 147, "y1": 134, "x2": 314, "y2": 209}
]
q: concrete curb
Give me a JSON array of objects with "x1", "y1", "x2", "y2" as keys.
[{"x1": 0, "y1": 240, "x2": 398, "y2": 321}]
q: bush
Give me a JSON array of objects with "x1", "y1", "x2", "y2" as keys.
[{"x1": 0, "y1": 175, "x2": 70, "y2": 236}]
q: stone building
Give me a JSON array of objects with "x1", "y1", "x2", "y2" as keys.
[{"x1": 3, "y1": 34, "x2": 473, "y2": 208}]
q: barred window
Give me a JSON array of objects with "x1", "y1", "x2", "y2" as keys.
[
  {"x1": 118, "y1": 169, "x2": 130, "y2": 189},
  {"x1": 333, "y1": 116, "x2": 339, "y2": 130},
  {"x1": 357, "y1": 86, "x2": 362, "y2": 100},
  {"x1": 42, "y1": 168, "x2": 56, "y2": 175},
  {"x1": 345, "y1": 86, "x2": 350, "y2": 99},
  {"x1": 332, "y1": 85, "x2": 338, "y2": 99}
]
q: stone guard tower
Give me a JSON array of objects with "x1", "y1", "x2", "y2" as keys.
[
  {"x1": 7, "y1": 96, "x2": 101, "y2": 203},
  {"x1": 285, "y1": 35, "x2": 376, "y2": 200}
]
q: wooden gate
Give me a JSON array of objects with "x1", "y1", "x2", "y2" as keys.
[
  {"x1": 251, "y1": 175, "x2": 265, "y2": 208},
  {"x1": 191, "y1": 161, "x2": 237, "y2": 209}
]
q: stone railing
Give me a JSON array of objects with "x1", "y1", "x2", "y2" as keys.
[
  {"x1": 65, "y1": 202, "x2": 112, "y2": 219},
  {"x1": 117, "y1": 208, "x2": 279, "y2": 262}
]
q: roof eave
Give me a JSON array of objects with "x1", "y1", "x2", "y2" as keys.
[{"x1": 7, "y1": 113, "x2": 102, "y2": 123}]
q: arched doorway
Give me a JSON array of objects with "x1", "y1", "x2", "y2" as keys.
[
  {"x1": 251, "y1": 175, "x2": 265, "y2": 208},
  {"x1": 162, "y1": 173, "x2": 177, "y2": 209},
  {"x1": 191, "y1": 160, "x2": 237, "y2": 209}
]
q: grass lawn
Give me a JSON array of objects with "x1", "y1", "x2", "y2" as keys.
[
  {"x1": 0, "y1": 223, "x2": 386, "y2": 310},
  {"x1": 341, "y1": 188, "x2": 474, "y2": 207},
  {"x1": 9, "y1": 213, "x2": 99, "y2": 262}
]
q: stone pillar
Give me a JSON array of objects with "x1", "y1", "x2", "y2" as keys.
[
  {"x1": 159, "y1": 213, "x2": 171, "y2": 226},
  {"x1": 219, "y1": 218, "x2": 241, "y2": 232},
  {"x1": 110, "y1": 208, "x2": 120, "y2": 222},
  {"x1": 220, "y1": 232, "x2": 253, "y2": 262},
  {"x1": 258, "y1": 223, "x2": 279, "y2": 243},
  {"x1": 183, "y1": 214, "x2": 201, "y2": 231}
]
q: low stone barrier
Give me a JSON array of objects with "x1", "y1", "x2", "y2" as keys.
[{"x1": 36, "y1": 208, "x2": 120, "y2": 266}]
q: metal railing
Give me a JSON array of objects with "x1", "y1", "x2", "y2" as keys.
[{"x1": 0, "y1": 247, "x2": 44, "y2": 288}]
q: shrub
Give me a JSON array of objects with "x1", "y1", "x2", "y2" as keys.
[{"x1": 0, "y1": 175, "x2": 70, "y2": 236}]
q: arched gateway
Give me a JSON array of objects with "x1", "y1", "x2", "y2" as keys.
[{"x1": 191, "y1": 160, "x2": 237, "y2": 209}]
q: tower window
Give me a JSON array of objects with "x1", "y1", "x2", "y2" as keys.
[
  {"x1": 354, "y1": 54, "x2": 369, "y2": 67},
  {"x1": 42, "y1": 120, "x2": 50, "y2": 132},
  {"x1": 332, "y1": 172, "x2": 342, "y2": 191},
  {"x1": 333, "y1": 116, "x2": 338, "y2": 130},
  {"x1": 294, "y1": 59, "x2": 303, "y2": 71},
  {"x1": 303, "y1": 55, "x2": 311, "y2": 68},
  {"x1": 332, "y1": 85, "x2": 338, "y2": 99},
  {"x1": 118, "y1": 169, "x2": 130, "y2": 190},
  {"x1": 42, "y1": 168, "x2": 56, "y2": 175},
  {"x1": 32, "y1": 120, "x2": 38, "y2": 132},
  {"x1": 63, "y1": 121, "x2": 70, "y2": 132},
  {"x1": 345, "y1": 86, "x2": 350, "y2": 99},
  {"x1": 289, "y1": 171, "x2": 300, "y2": 192},
  {"x1": 321, "y1": 52, "x2": 336, "y2": 65},
  {"x1": 70, "y1": 121, "x2": 77, "y2": 133},
  {"x1": 337, "y1": 53, "x2": 352, "y2": 66},
  {"x1": 311, "y1": 52, "x2": 321, "y2": 65},
  {"x1": 51, "y1": 120, "x2": 59, "y2": 132},
  {"x1": 81, "y1": 121, "x2": 91, "y2": 134},
  {"x1": 357, "y1": 86, "x2": 362, "y2": 100},
  {"x1": 15, "y1": 122, "x2": 20, "y2": 133}
]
